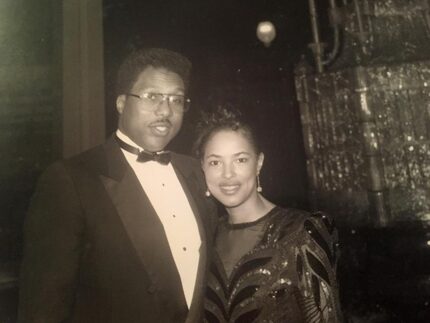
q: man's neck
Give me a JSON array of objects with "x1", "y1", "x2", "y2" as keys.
[{"x1": 116, "y1": 129, "x2": 142, "y2": 151}]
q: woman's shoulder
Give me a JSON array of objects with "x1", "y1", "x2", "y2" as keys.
[
  {"x1": 264, "y1": 207, "x2": 308, "y2": 230},
  {"x1": 270, "y1": 207, "x2": 334, "y2": 228},
  {"x1": 265, "y1": 207, "x2": 337, "y2": 244}
]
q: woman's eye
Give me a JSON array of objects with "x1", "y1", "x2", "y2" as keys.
[
  {"x1": 209, "y1": 160, "x2": 220, "y2": 166},
  {"x1": 236, "y1": 157, "x2": 248, "y2": 163}
]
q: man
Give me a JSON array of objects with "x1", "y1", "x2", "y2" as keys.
[{"x1": 18, "y1": 48, "x2": 217, "y2": 323}]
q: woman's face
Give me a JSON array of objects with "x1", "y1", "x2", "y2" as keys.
[{"x1": 202, "y1": 129, "x2": 264, "y2": 210}]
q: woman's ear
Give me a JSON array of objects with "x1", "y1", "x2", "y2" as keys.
[
  {"x1": 257, "y1": 152, "x2": 264, "y2": 174},
  {"x1": 116, "y1": 95, "x2": 126, "y2": 114}
]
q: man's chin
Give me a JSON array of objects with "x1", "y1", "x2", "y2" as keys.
[{"x1": 141, "y1": 139, "x2": 172, "y2": 152}]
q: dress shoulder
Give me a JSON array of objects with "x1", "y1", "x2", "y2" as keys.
[{"x1": 263, "y1": 208, "x2": 337, "y2": 248}]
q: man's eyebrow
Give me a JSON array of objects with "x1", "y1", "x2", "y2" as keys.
[{"x1": 141, "y1": 87, "x2": 185, "y2": 94}]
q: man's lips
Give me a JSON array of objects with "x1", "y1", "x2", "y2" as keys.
[{"x1": 150, "y1": 121, "x2": 171, "y2": 135}]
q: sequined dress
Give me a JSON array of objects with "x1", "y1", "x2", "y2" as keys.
[{"x1": 204, "y1": 206, "x2": 342, "y2": 323}]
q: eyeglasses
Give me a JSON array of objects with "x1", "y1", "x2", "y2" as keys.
[{"x1": 126, "y1": 92, "x2": 191, "y2": 112}]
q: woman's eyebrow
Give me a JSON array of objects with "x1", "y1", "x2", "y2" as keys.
[
  {"x1": 205, "y1": 152, "x2": 251, "y2": 159},
  {"x1": 233, "y1": 152, "x2": 251, "y2": 157},
  {"x1": 205, "y1": 153, "x2": 221, "y2": 159}
]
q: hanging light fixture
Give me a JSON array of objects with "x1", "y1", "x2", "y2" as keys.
[{"x1": 256, "y1": 21, "x2": 276, "y2": 47}]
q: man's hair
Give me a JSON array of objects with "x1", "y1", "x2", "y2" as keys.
[{"x1": 116, "y1": 48, "x2": 192, "y2": 96}]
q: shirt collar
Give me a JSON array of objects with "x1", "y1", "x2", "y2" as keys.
[{"x1": 116, "y1": 129, "x2": 143, "y2": 152}]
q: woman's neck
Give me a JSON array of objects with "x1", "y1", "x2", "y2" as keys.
[{"x1": 226, "y1": 194, "x2": 275, "y2": 224}]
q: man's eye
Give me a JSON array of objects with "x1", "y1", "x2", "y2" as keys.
[
  {"x1": 144, "y1": 93, "x2": 158, "y2": 100},
  {"x1": 209, "y1": 160, "x2": 220, "y2": 166},
  {"x1": 170, "y1": 96, "x2": 184, "y2": 105},
  {"x1": 236, "y1": 158, "x2": 248, "y2": 163}
]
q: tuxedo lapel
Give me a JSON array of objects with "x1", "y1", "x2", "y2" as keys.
[{"x1": 99, "y1": 138, "x2": 187, "y2": 312}]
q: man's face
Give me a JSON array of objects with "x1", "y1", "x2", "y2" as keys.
[{"x1": 116, "y1": 66, "x2": 185, "y2": 152}]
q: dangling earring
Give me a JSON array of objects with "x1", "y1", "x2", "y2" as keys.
[
  {"x1": 257, "y1": 174, "x2": 262, "y2": 193},
  {"x1": 205, "y1": 189, "x2": 211, "y2": 197}
]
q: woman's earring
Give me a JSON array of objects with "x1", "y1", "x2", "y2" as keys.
[
  {"x1": 205, "y1": 189, "x2": 211, "y2": 197},
  {"x1": 257, "y1": 175, "x2": 262, "y2": 193}
]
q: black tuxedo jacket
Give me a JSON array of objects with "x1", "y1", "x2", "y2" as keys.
[{"x1": 18, "y1": 136, "x2": 217, "y2": 323}]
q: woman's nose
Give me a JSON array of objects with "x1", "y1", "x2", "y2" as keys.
[{"x1": 222, "y1": 163, "x2": 235, "y2": 179}]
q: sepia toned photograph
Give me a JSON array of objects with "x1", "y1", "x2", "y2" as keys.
[{"x1": 1, "y1": 0, "x2": 429, "y2": 322}]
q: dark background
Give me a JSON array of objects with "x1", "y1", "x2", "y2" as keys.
[{"x1": 103, "y1": 0, "x2": 320, "y2": 208}]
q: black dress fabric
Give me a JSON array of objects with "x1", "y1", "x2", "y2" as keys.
[
  {"x1": 204, "y1": 207, "x2": 342, "y2": 323},
  {"x1": 215, "y1": 207, "x2": 275, "y2": 278}
]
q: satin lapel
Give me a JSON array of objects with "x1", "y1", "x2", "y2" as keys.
[{"x1": 100, "y1": 139, "x2": 187, "y2": 308}]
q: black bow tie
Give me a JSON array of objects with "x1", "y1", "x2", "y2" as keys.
[{"x1": 115, "y1": 135, "x2": 171, "y2": 165}]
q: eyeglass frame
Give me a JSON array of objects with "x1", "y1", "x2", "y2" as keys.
[{"x1": 125, "y1": 92, "x2": 191, "y2": 112}]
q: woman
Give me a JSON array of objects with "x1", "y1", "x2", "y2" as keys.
[{"x1": 194, "y1": 107, "x2": 342, "y2": 323}]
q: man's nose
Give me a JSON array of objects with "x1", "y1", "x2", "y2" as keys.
[{"x1": 155, "y1": 96, "x2": 172, "y2": 116}]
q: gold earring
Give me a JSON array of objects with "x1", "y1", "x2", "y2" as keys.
[
  {"x1": 257, "y1": 175, "x2": 262, "y2": 193},
  {"x1": 205, "y1": 190, "x2": 211, "y2": 197}
]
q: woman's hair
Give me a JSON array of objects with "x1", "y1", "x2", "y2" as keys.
[{"x1": 193, "y1": 105, "x2": 261, "y2": 159}]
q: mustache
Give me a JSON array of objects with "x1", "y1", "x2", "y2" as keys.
[{"x1": 150, "y1": 119, "x2": 172, "y2": 126}]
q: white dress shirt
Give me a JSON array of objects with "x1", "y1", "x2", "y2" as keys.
[{"x1": 116, "y1": 130, "x2": 201, "y2": 308}]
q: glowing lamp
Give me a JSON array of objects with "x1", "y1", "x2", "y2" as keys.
[{"x1": 256, "y1": 21, "x2": 276, "y2": 47}]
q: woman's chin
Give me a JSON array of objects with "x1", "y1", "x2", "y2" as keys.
[{"x1": 213, "y1": 194, "x2": 244, "y2": 209}]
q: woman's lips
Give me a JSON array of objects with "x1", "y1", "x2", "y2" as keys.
[{"x1": 219, "y1": 184, "x2": 240, "y2": 195}]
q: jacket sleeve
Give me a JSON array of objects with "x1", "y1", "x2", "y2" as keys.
[
  {"x1": 18, "y1": 162, "x2": 85, "y2": 323},
  {"x1": 295, "y1": 212, "x2": 343, "y2": 323}
]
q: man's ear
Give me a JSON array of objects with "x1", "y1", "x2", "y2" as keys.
[
  {"x1": 116, "y1": 95, "x2": 126, "y2": 114},
  {"x1": 257, "y1": 152, "x2": 264, "y2": 174}
]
